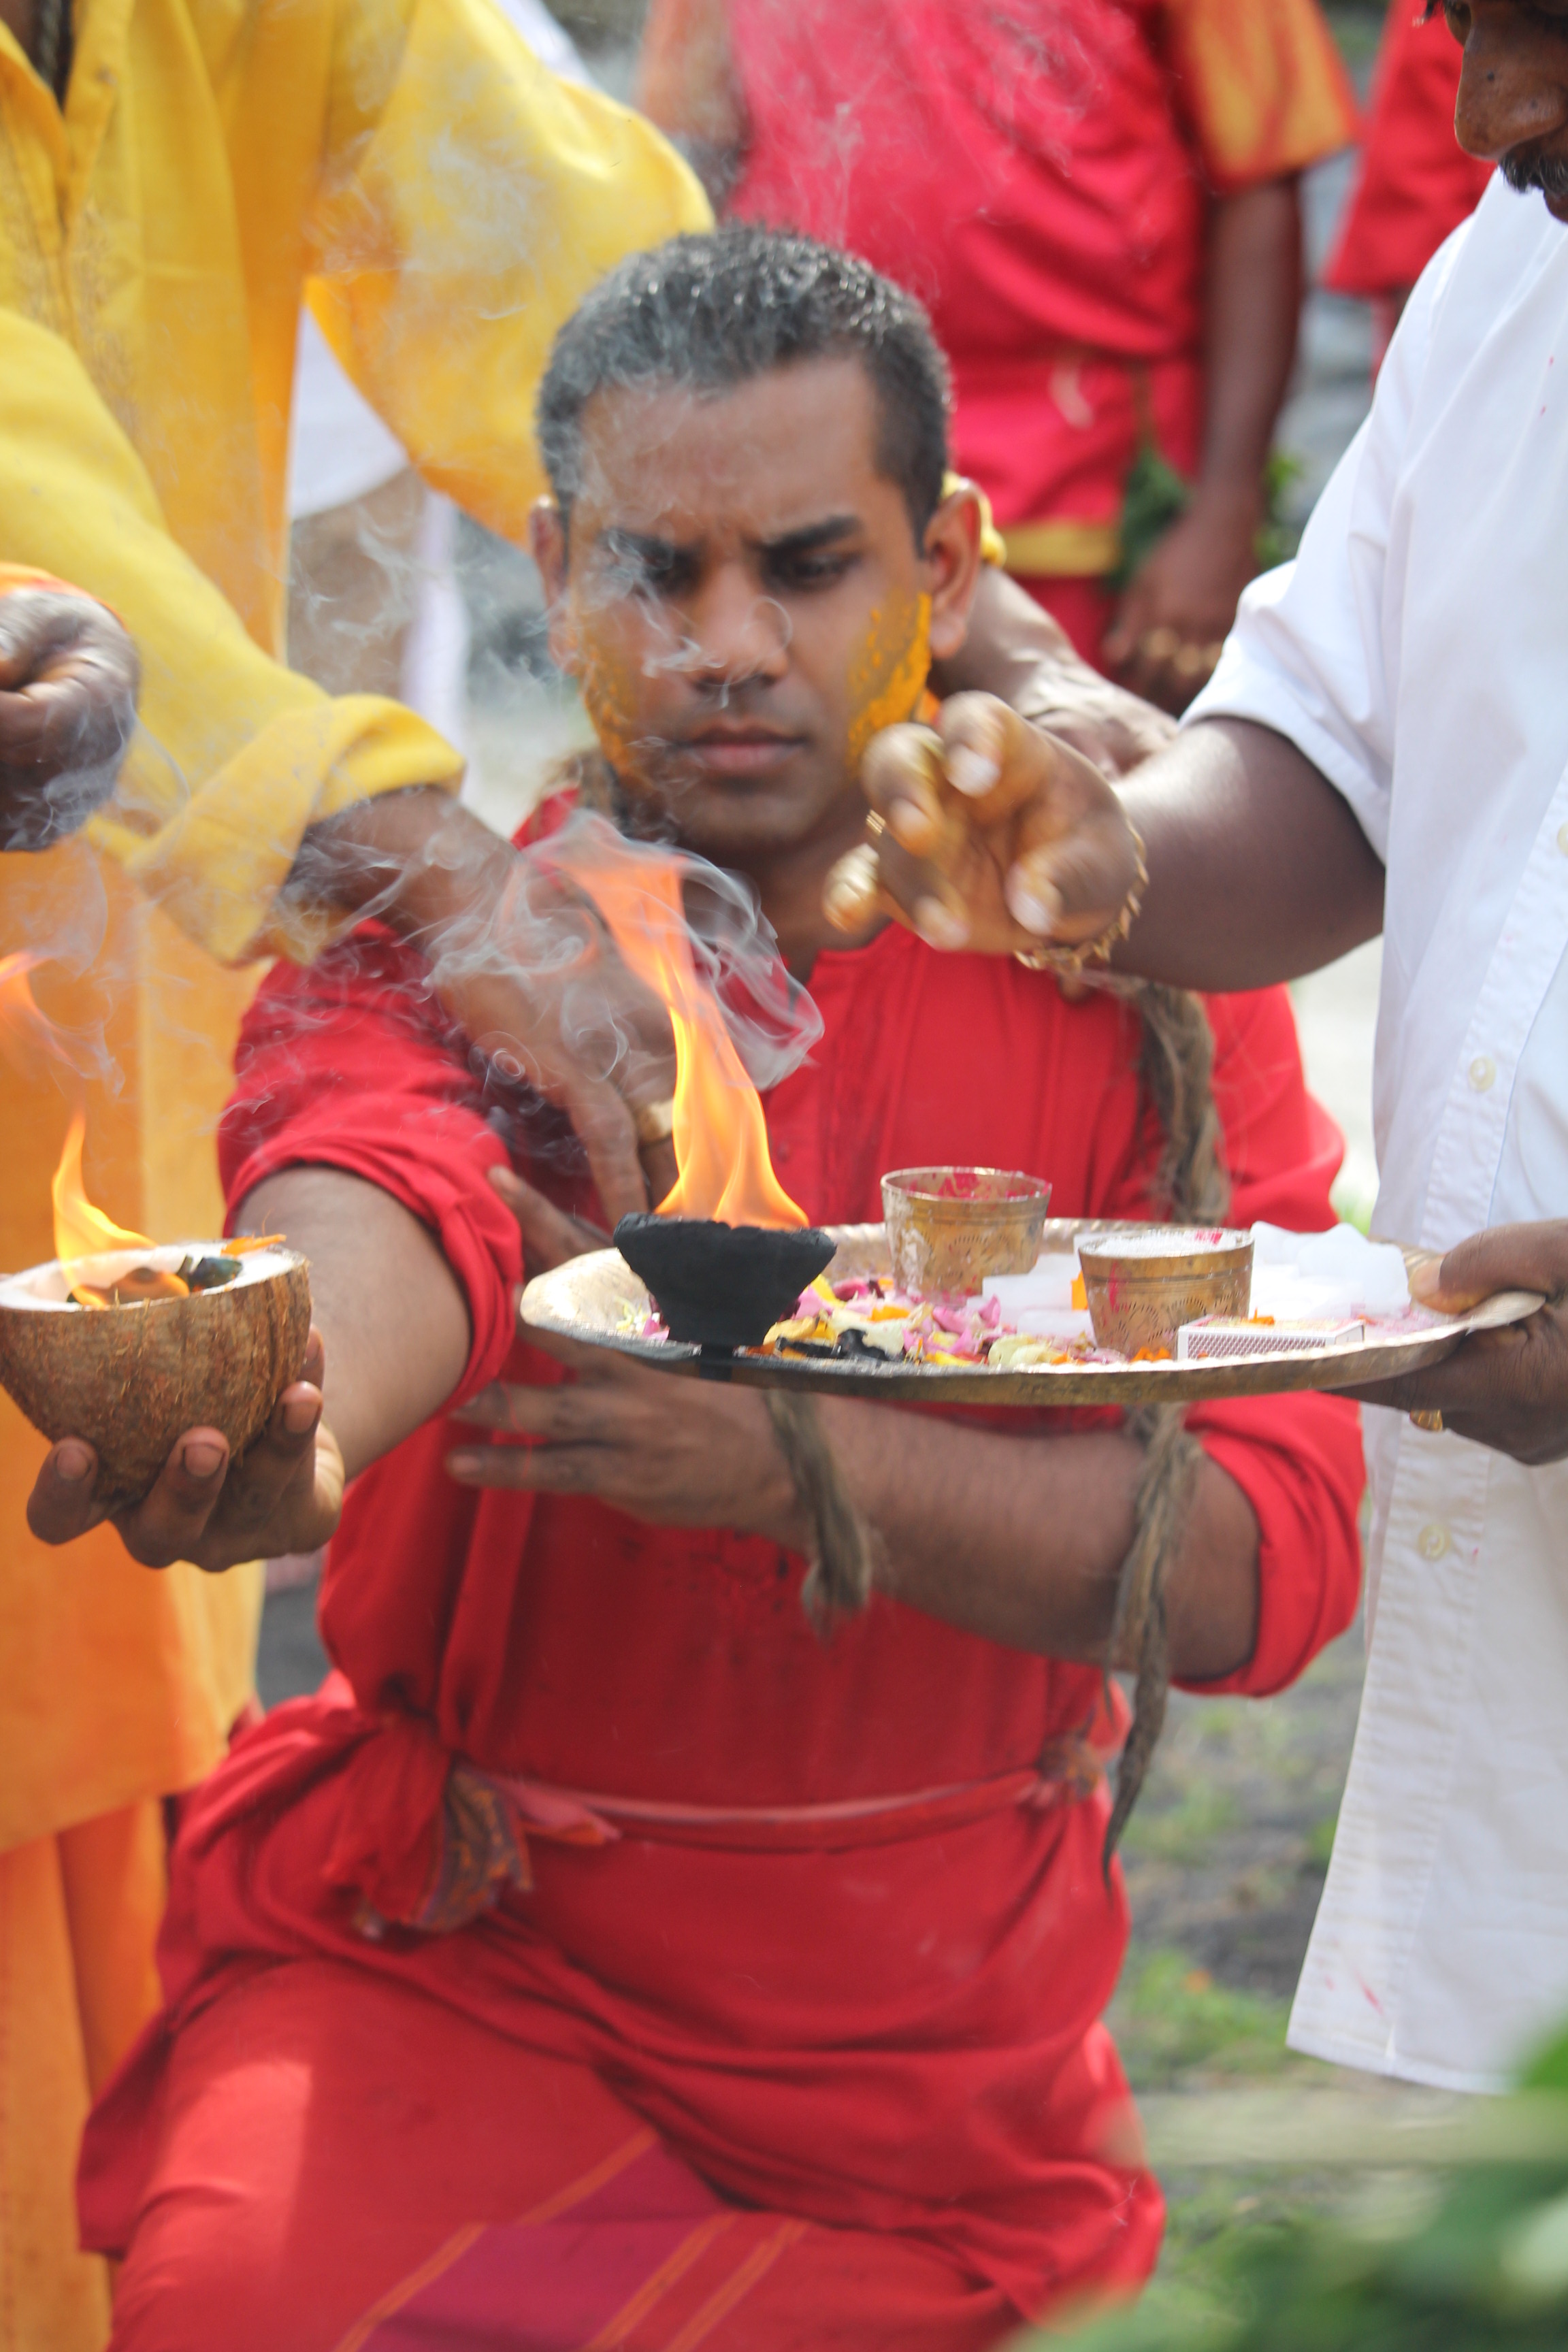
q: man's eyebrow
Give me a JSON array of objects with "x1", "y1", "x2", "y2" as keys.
[
  {"x1": 595, "y1": 525, "x2": 693, "y2": 561},
  {"x1": 756, "y1": 514, "x2": 863, "y2": 557}
]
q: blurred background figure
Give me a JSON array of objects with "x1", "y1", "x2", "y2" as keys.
[
  {"x1": 638, "y1": 0, "x2": 1357, "y2": 713},
  {"x1": 287, "y1": 0, "x2": 593, "y2": 744},
  {"x1": 1324, "y1": 0, "x2": 1492, "y2": 368}
]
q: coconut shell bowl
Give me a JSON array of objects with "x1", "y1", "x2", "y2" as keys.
[{"x1": 0, "y1": 1241, "x2": 311, "y2": 1507}]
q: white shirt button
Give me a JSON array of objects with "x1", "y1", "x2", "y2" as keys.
[
  {"x1": 1418, "y1": 1522, "x2": 1452, "y2": 1561},
  {"x1": 1557, "y1": 822, "x2": 1568, "y2": 855},
  {"x1": 1469, "y1": 1055, "x2": 1497, "y2": 1092}
]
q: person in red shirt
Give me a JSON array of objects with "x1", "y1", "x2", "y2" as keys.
[
  {"x1": 638, "y1": 0, "x2": 1358, "y2": 713},
  {"x1": 74, "y1": 231, "x2": 1362, "y2": 2351},
  {"x1": 1324, "y1": 0, "x2": 1493, "y2": 364}
]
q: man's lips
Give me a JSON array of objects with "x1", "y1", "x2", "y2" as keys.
[{"x1": 679, "y1": 726, "x2": 806, "y2": 778}]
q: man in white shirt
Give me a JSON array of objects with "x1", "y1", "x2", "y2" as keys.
[{"x1": 847, "y1": 0, "x2": 1568, "y2": 2092}]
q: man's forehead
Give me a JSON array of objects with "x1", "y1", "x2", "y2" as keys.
[{"x1": 574, "y1": 359, "x2": 891, "y2": 543}]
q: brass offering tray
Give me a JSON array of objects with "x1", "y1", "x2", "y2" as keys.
[{"x1": 521, "y1": 1220, "x2": 1543, "y2": 1405}]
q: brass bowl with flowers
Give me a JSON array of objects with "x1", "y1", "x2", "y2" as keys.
[{"x1": 881, "y1": 1166, "x2": 1052, "y2": 1297}]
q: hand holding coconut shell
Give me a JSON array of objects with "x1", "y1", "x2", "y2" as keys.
[{"x1": 24, "y1": 1318, "x2": 344, "y2": 1571}]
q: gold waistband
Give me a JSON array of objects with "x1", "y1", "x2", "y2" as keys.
[{"x1": 1001, "y1": 517, "x2": 1122, "y2": 579}]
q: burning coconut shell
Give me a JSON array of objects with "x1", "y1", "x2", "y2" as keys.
[
  {"x1": 0, "y1": 1241, "x2": 311, "y2": 1507},
  {"x1": 614, "y1": 1214, "x2": 835, "y2": 1352}
]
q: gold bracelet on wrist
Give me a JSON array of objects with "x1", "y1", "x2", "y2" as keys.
[{"x1": 1012, "y1": 828, "x2": 1149, "y2": 977}]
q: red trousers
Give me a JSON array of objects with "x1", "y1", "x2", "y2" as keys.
[{"x1": 105, "y1": 1958, "x2": 1026, "y2": 2351}]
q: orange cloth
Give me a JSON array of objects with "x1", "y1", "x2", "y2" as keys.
[
  {"x1": 1325, "y1": 0, "x2": 1492, "y2": 301},
  {"x1": 0, "y1": 1804, "x2": 165, "y2": 2352},
  {"x1": 0, "y1": 566, "x2": 68, "y2": 596},
  {"x1": 1160, "y1": 0, "x2": 1361, "y2": 195}
]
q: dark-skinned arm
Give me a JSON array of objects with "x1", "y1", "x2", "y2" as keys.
[
  {"x1": 1106, "y1": 180, "x2": 1304, "y2": 713},
  {"x1": 456, "y1": 1175, "x2": 1262, "y2": 1678},
  {"x1": 929, "y1": 563, "x2": 1178, "y2": 779},
  {"x1": 840, "y1": 694, "x2": 1383, "y2": 987},
  {"x1": 25, "y1": 1166, "x2": 474, "y2": 1570},
  {"x1": 455, "y1": 1330, "x2": 1260, "y2": 1678},
  {"x1": 285, "y1": 787, "x2": 678, "y2": 1220},
  {"x1": 1114, "y1": 717, "x2": 1386, "y2": 987}
]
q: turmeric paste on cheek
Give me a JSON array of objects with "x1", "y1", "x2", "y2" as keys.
[
  {"x1": 578, "y1": 637, "x2": 644, "y2": 775},
  {"x1": 843, "y1": 591, "x2": 932, "y2": 777}
]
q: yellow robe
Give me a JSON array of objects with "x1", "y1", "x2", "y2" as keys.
[{"x1": 0, "y1": 5, "x2": 708, "y2": 2338}]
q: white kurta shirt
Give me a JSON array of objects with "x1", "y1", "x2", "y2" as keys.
[{"x1": 1188, "y1": 176, "x2": 1568, "y2": 2093}]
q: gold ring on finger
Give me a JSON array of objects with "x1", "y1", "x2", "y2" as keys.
[
  {"x1": 864, "y1": 810, "x2": 886, "y2": 838},
  {"x1": 1409, "y1": 1408, "x2": 1444, "y2": 1434}
]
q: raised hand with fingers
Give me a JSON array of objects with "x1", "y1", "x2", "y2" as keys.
[
  {"x1": 824, "y1": 689, "x2": 1145, "y2": 962},
  {"x1": 24, "y1": 1324, "x2": 346, "y2": 1569}
]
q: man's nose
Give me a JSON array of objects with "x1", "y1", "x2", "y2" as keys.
[
  {"x1": 680, "y1": 568, "x2": 789, "y2": 686},
  {"x1": 1455, "y1": 14, "x2": 1568, "y2": 162}
]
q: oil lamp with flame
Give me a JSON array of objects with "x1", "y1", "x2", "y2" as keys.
[
  {"x1": 0, "y1": 958, "x2": 310, "y2": 1505},
  {"x1": 545, "y1": 832, "x2": 835, "y2": 1358}
]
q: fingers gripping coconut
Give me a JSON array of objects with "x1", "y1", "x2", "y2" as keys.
[{"x1": 3, "y1": 1230, "x2": 334, "y2": 1571}]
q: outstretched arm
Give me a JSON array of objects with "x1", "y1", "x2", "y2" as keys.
[
  {"x1": 1115, "y1": 717, "x2": 1385, "y2": 987},
  {"x1": 1105, "y1": 180, "x2": 1303, "y2": 713},
  {"x1": 837, "y1": 693, "x2": 1384, "y2": 987},
  {"x1": 453, "y1": 1318, "x2": 1262, "y2": 1680},
  {"x1": 24, "y1": 1166, "x2": 473, "y2": 1571}
]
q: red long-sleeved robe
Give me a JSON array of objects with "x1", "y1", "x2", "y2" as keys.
[{"x1": 79, "y1": 834, "x2": 1363, "y2": 2350}]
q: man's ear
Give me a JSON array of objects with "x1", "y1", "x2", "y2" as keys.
[
  {"x1": 921, "y1": 483, "x2": 985, "y2": 664},
  {"x1": 528, "y1": 498, "x2": 580, "y2": 674}
]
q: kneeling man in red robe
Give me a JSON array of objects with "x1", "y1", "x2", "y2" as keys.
[{"x1": 75, "y1": 229, "x2": 1363, "y2": 2351}]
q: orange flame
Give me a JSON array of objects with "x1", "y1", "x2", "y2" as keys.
[
  {"x1": 0, "y1": 957, "x2": 189, "y2": 1302},
  {"x1": 551, "y1": 836, "x2": 805, "y2": 1228},
  {"x1": 52, "y1": 1106, "x2": 153, "y2": 1267}
]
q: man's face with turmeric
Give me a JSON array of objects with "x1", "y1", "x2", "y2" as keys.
[{"x1": 536, "y1": 357, "x2": 943, "y2": 868}]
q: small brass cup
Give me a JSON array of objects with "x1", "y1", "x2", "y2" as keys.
[
  {"x1": 1078, "y1": 1228, "x2": 1254, "y2": 1358},
  {"x1": 881, "y1": 1167, "x2": 1052, "y2": 1298}
]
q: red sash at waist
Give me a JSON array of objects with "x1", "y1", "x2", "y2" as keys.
[
  {"x1": 307, "y1": 1670, "x2": 1123, "y2": 1940},
  {"x1": 489, "y1": 1742, "x2": 1106, "y2": 1858}
]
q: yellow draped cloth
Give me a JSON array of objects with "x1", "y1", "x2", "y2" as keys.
[{"x1": 0, "y1": 3, "x2": 708, "y2": 2338}]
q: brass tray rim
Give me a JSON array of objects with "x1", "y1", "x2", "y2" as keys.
[{"x1": 519, "y1": 1220, "x2": 1543, "y2": 1406}]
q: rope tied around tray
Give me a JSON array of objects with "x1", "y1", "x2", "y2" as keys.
[
  {"x1": 764, "y1": 1390, "x2": 879, "y2": 1628},
  {"x1": 1090, "y1": 977, "x2": 1228, "y2": 1875}
]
